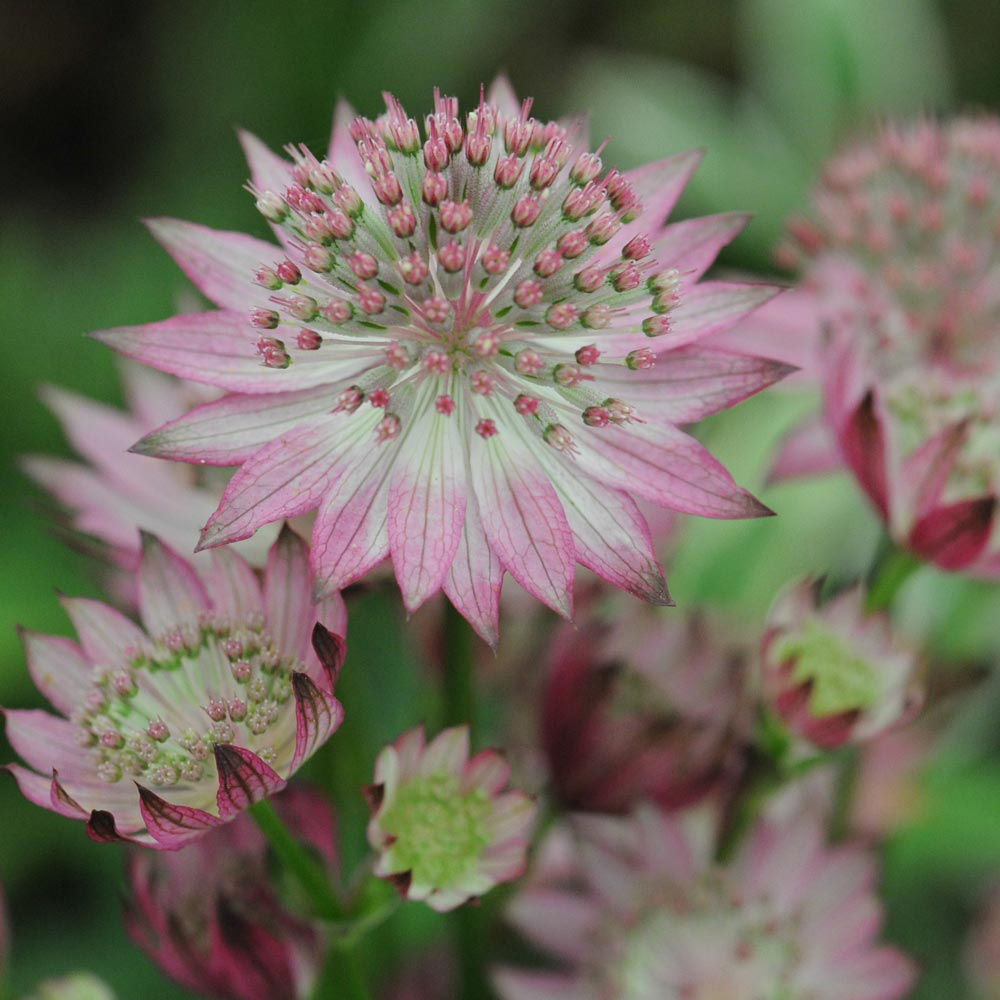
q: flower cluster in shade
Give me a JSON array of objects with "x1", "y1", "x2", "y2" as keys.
[
  {"x1": 541, "y1": 594, "x2": 753, "y2": 814},
  {"x1": 2, "y1": 527, "x2": 346, "y2": 848},
  {"x1": 21, "y1": 364, "x2": 280, "y2": 602},
  {"x1": 126, "y1": 784, "x2": 334, "y2": 1000},
  {"x1": 774, "y1": 117, "x2": 1000, "y2": 576},
  {"x1": 93, "y1": 77, "x2": 793, "y2": 645},
  {"x1": 365, "y1": 725, "x2": 536, "y2": 911},
  {"x1": 495, "y1": 807, "x2": 917, "y2": 1000},
  {"x1": 760, "y1": 581, "x2": 922, "y2": 751}
]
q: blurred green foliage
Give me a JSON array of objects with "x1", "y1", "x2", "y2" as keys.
[{"x1": 3, "y1": 1, "x2": 1000, "y2": 996}]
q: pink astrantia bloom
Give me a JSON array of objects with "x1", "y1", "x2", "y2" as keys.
[
  {"x1": 542, "y1": 598, "x2": 752, "y2": 813},
  {"x1": 3, "y1": 527, "x2": 346, "y2": 849},
  {"x1": 495, "y1": 807, "x2": 917, "y2": 1000},
  {"x1": 93, "y1": 79, "x2": 791, "y2": 644},
  {"x1": 126, "y1": 784, "x2": 332, "y2": 999},
  {"x1": 22, "y1": 365, "x2": 279, "y2": 595},
  {"x1": 775, "y1": 118, "x2": 1000, "y2": 575},
  {"x1": 760, "y1": 581, "x2": 922, "y2": 750},
  {"x1": 365, "y1": 725, "x2": 536, "y2": 911}
]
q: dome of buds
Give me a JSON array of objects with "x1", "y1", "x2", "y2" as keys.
[
  {"x1": 3, "y1": 528, "x2": 346, "y2": 848},
  {"x1": 126, "y1": 785, "x2": 332, "y2": 999},
  {"x1": 542, "y1": 599, "x2": 752, "y2": 813},
  {"x1": 760, "y1": 581, "x2": 922, "y2": 750},
  {"x1": 365, "y1": 725, "x2": 536, "y2": 911},
  {"x1": 94, "y1": 78, "x2": 791, "y2": 645},
  {"x1": 778, "y1": 118, "x2": 1000, "y2": 574},
  {"x1": 495, "y1": 808, "x2": 916, "y2": 1000}
]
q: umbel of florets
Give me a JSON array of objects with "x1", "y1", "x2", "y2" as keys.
[{"x1": 96, "y1": 78, "x2": 791, "y2": 644}]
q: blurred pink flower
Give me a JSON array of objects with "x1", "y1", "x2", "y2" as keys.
[
  {"x1": 496, "y1": 806, "x2": 917, "y2": 1000},
  {"x1": 760, "y1": 581, "x2": 922, "y2": 750},
  {"x1": 126, "y1": 784, "x2": 333, "y2": 1000},
  {"x1": 775, "y1": 118, "x2": 1000, "y2": 575},
  {"x1": 366, "y1": 725, "x2": 535, "y2": 911},
  {"x1": 21, "y1": 365, "x2": 280, "y2": 599},
  {"x1": 3, "y1": 528, "x2": 346, "y2": 848},
  {"x1": 93, "y1": 78, "x2": 792, "y2": 645},
  {"x1": 541, "y1": 600, "x2": 753, "y2": 813}
]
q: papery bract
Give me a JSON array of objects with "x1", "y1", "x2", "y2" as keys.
[
  {"x1": 3, "y1": 527, "x2": 346, "y2": 849},
  {"x1": 94, "y1": 79, "x2": 794, "y2": 644}
]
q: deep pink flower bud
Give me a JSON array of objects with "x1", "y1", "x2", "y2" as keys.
[
  {"x1": 388, "y1": 202, "x2": 417, "y2": 238},
  {"x1": 626, "y1": 349, "x2": 655, "y2": 370},
  {"x1": 251, "y1": 308, "x2": 280, "y2": 329},
  {"x1": 642, "y1": 315, "x2": 671, "y2": 337},
  {"x1": 357, "y1": 286, "x2": 386, "y2": 315},
  {"x1": 514, "y1": 394, "x2": 539, "y2": 415},
  {"x1": 326, "y1": 210, "x2": 355, "y2": 240},
  {"x1": 255, "y1": 190, "x2": 288, "y2": 222},
  {"x1": 585, "y1": 213, "x2": 620, "y2": 245},
  {"x1": 570, "y1": 151, "x2": 603, "y2": 185},
  {"x1": 582, "y1": 406, "x2": 610, "y2": 427},
  {"x1": 575, "y1": 344, "x2": 601, "y2": 365},
  {"x1": 515, "y1": 349, "x2": 544, "y2": 375},
  {"x1": 423, "y1": 134, "x2": 450, "y2": 172},
  {"x1": 336, "y1": 386, "x2": 364, "y2": 412},
  {"x1": 546, "y1": 304, "x2": 578, "y2": 330},
  {"x1": 557, "y1": 230, "x2": 588, "y2": 259},
  {"x1": 435, "y1": 394, "x2": 456, "y2": 415},
  {"x1": 544, "y1": 423, "x2": 576, "y2": 452},
  {"x1": 349, "y1": 252, "x2": 379, "y2": 280},
  {"x1": 320, "y1": 299, "x2": 352, "y2": 325},
  {"x1": 581, "y1": 304, "x2": 612, "y2": 329},
  {"x1": 494, "y1": 154, "x2": 524, "y2": 189},
  {"x1": 514, "y1": 280, "x2": 544, "y2": 309},
  {"x1": 530, "y1": 155, "x2": 561, "y2": 190},
  {"x1": 303, "y1": 244, "x2": 333, "y2": 272},
  {"x1": 373, "y1": 171, "x2": 403, "y2": 206},
  {"x1": 283, "y1": 295, "x2": 318, "y2": 321},
  {"x1": 296, "y1": 329, "x2": 322, "y2": 351},
  {"x1": 622, "y1": 234, "x2": 652, "y2": 260},
  {"x1": 333, "y1": 183, "x2": 363, "y2": 217},
  {"x1": 612, "y1": 263, "x2": 641, "y2": 292},
  {"x1": 533, "y1": 249, "x2": 563, "y2": 278},
  {"x1": 511, "y1": 194, "x2": 542, "y2": 227},
  {"x1": 400, "y1": 251, "x2": 428, "y2": 285},
  {"x1": 256, "y1": 337, "x2": 291, "y2": 369},
  {"x1": 438, "y1": 240, "x2": 465, "y2": 273},
  {"x1": 369, "y1": 388, "x2": 390, "y2": 408},
  {"x1": 574, "y1": 267, "x2": 605, "y2": 293},
  {"x1": 481, "y1": 243, "x2": 510, "y2": 274},
  {"x1": 421, "y1": 296, "x2": 451, "y2": 323},
  {"x1": 440, "y1": 199, "x2": 473, "y2": 234},
  {"x1": 475, "y1": 418, "x2": 498, "y2": 439},
  {"x1": 276, "y1": 260, "x2": 301, "y2": 284},
  {"x1": 376, "y1": 414, "x2": 402, "y2": 442},
  {"x1": 253, "y1": 266, "x2": 281, "y2": 290}
]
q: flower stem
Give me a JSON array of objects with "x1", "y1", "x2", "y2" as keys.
[
  {"x1": 248, "y1": 799, "x2": 344, "y2": 921},
  {"x1": 864, "y1": 543, "x2": 921, "y2": 613},
  {"x1": 312, "y1": 939, "x2": 373, "y2": 1000},
  {"x1": 442, "y1": 600, "x2": 475, "y2": 730}
]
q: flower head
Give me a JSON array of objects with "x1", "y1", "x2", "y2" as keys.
[
  {"x1": 125, "y1": 784, "x2": 333, "y2": 1000},
  {"x1": 95, "y1": 79, "x2": 791, "y2": 644},
  {"x1": 3, "y1": 527, "x2": 346, "y2": 848},
  {"x1": 777, "y1": 118, "x2": 1000, "y2": 575},
  {"x1": 496, "y1": 807, "x2": 916, "y2": 1000},
  {"x1": 542, "y1": 599, "x2": 752, "y2": 813},
  {"x1": 760, "y1": 581, "x2": 922, "y2": 750},
  {"x1": 366, "y1": 725, "x2": 535, "y2": 911}
]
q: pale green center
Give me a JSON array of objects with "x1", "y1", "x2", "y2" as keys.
[
  {"x1": 776, "y1": 623, "x2": 879, "y2": 717},
  {"x1": 379, "y1": 774, "x2": 491, "y2": 889}
]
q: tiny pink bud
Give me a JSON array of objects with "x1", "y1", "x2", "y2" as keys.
[
  {"x1": 563, "y1": 183, "x2": 605, "y2": 221},
  {"x1": 544, "y1": 423, "x2": 576, "y2": 452},
  {"x1": 514, "y1": 279, "x2": 544, "y2": 309},
  {"x1": 253, "y1": 266, "x2": 281, "y2": 289},
  {"x1": 557, "y1": 230, "x2": 588, "y2": 259},
  {"x1": 303, "y1": 244, "x2": 334, "y2": 272},
  {"x1": 652, "y1": 290, "x2": 679, "y2": 314},
  {"x1": 504, "y1": 117, "x2": 534, "y2": 155},
  {"x1": 473, "y1": 331, "x2": 501, "y2": 357},
  {"x1": 514, "y1": 394, "x2": 540, "y2": 415},
  {"x1": 530, "y1": 155, "x2": 561, "y2": 190},
  {"x1": 626, "y1": 349, "x2": 656, "y2": 370},
  {"x1": 534, "y1": 249, "x2": 563, "y2": 278},
  {"x1": 206, "y1": 697, "x2": 228, "y2": 722},
  {"x1": 554, "y1": 363, "x2": 587, "y2": 387},
  {"x1": 400, "y1": 250, "x2": 428, "y2": 285},
  {"x1": 511, "y1": 194, "x2": 542, "y2": 227},
  {"x1": 585, "y1": 213, "x2": 620, "y2": 245},
  {"x1": 575, "y1": 267, "x2": 605, "y2": 293},
  {"x1": 255, "y1": 190, "x2": 288, "y2": 222},
  {"x1": 649, "y1": 269, "x2": 681, "y2": 294},
  {"x1": 296, "y1": 329, "x2": 322, "y2": 350},
  {"x1": 422, "y1": 171, "x2": 449, "y2": 206},
  {"x1": 284, "y1": 295, "x2": 318, "y2": 321},
  {"x1": 582, "y1": 405, "x2": 610, "y2": 427},
  {"x1": 147, "y1": 720, "x2": 170, "y2": 742},
  {"x1": 326, "y1": 210, "x2": 356, "y2": 240},
  {"x1": 515, "y1": 349, "x2": 544, "y2": 375},
  {"x1": 494, "y1": 154, "x2": 524, "y2": 189},
  {"x1": 320, "y1": 299, "x2": 353, "y2": 325},
  {"x1": 570, "y1": 151, "x2": 603, "y2": 185},
  {"x1": 423, "y1": 135, "x2": 450, "y2": 171},
  {"x1": 388, "y1": 202, "x2": 417, "y2": 238},
  {"x1": 643, "y1": 315, "x2": 671, "y2": 337},
  {"x1": 376, "y1": 414, "x2": 402, "y2": 442},
  {"x1": 475, "y1": 418, "x2": 498, "y2": 439},
  {"x1": 481, "y1": 243, "x2": 510, "y2": 275},
  {"x1": 384, "y1": 341, "x2": 410, "y2": 369},
  {"x1": 438, "y1": 240, "x2": 466, "y2": 273},
  {"x1": 228, "y1": 698, "x2": 247, "y2": 722},
  {"x1": 357, "y1": 286, "x2": 387, "y2": 315},
  {"x1": 423, "y1": 350, "x2": 450, "y2": 374},
  {"x1": 622, "y1": 235, "x2": 651, "y2": 260},
  {"x1": 440, "y1": 199, "x2": 473, "y2": 233},
  {"x1": 256, "y1": 336, "x2": 290, "y2": 369},
  {"x1": 435, "y1": 394, "x2": 456, "y2": 415},
  {"x1": 349, "y1": 252, "x2": 379, "y2": 280},
  {"x1": 582, "y1": 304, "x2": 612, "y2": 329},
  {"x1": 251, "y1": 308, "x2": 280, "y2": 329},
  {"x1": 336, "y1": 386, "x2": 365, "y2": 413},
  {"x1": 422, "y1": 296, "x2": 451, "y2": 323},
  {"x1": 373, "y1": 172, "x2": 403, "y2": 206},
  {"x1": 369, "y1": 388, "x2": 390, "y2": 408},
  {"x1": 334, "y1": 184, "x2": 363, "y2": 217},
  {"x1": 465, "y1": 130, "x2": 492, "y2": 166},
  {"x1": 546, "y1": 303, "x2": 578, "y2": 330},
  {"x1": 276, "y1": 260, "x2": 301, "y2": 284},
  {"x1": 612, "y1": 263, "x2": 641, "y2": 292},
  {"x1": 575, "y1": 344, "x2": 601, "y2": 365},
  {"x1": 471, "y1": 371, "x2": 495, "y2": 395},
  {"x1": 231, "y1": 659, "x2": 253, "y2": 682}
]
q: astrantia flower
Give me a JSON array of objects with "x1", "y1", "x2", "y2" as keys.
[
  {"x1": 760, "y1": 581, "x2": 922, "y2": 750},
  {"x1": 3, "y1": 527, "x2": 346, "y2": 848},
  {"x1": 94, "y1": 79, "x2": 791, "y2": 644},
  {"x1": 365, "y1": 725, "x2": 535, "y2": 911},
  {"x1": 125, "y1": 784, "x2": 333, "y2": 999},
  {"x1": 21, "y1": 365, "x2": 279, "y2": 596},
  {"x1": 775, "y1": 118, "x2": 1000, "y2": 575},
  {"x1": 495, "y1": 807, "x2": 916, "y2": 1000},
  {"x1": 542, "y1": 598, "x2": 752, "y2": 813}
]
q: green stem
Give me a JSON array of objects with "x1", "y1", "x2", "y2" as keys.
[
  {"x1": 249, "y1": 799, "x2": 343, "y2": 921},
  {"x1": 442, "y1": 600, "x2": 475, "y2": 730},
  {"x1": 864, "y1": 544, "x2": 921, "y2": 613},
  {"x1": 312, "y1": 940, "x2": 373, "y2": 1000}
]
